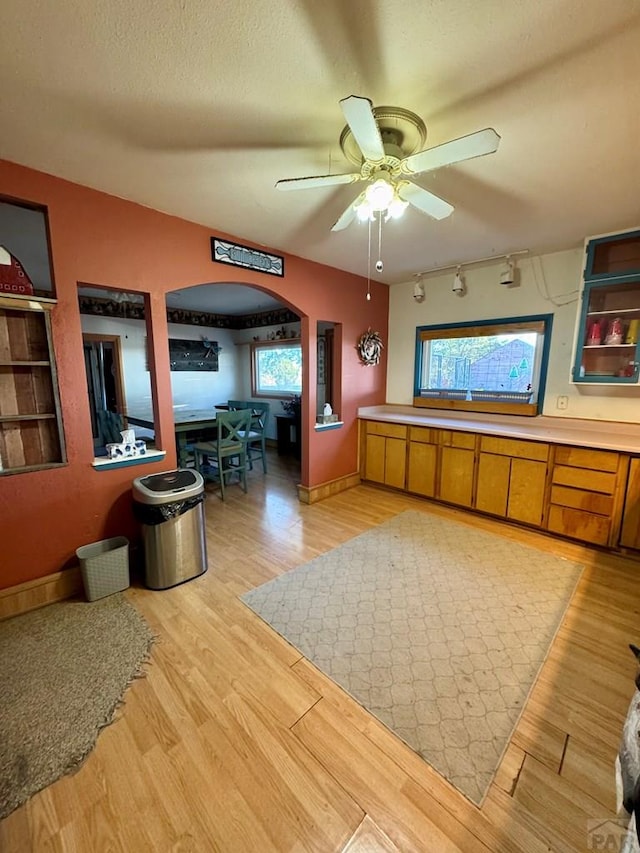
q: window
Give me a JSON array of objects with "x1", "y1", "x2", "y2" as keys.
[
  {"x1": 414, "y1": 315, "x2": 553, "y2": 416},
  {"x1": 251, "y1": 340, "x2": 302, "y2": 397}
]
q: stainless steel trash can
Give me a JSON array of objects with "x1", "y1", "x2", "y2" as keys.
[{"x1": 132, "y1": 469, "x2": 207, "y2": 590}]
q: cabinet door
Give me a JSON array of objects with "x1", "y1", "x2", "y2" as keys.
[
  {"x1": 407, "y1": 440, "x2": 437, "y2": 497},
  {"x1": 620, "y1": 458, "x2": 640, "y2": 550},
  {"x1": 585, "y1": 230, "x2": 640, "y2": 280},
  {"x1": 365, "y1": 433, "x2": 386, "y2": 484},
  {"x1": 385, "y1": 437, "x2": 407, "y2": 489},
  {"x1": 476, "y1": 452, "x2": 510, "y2": 516},
  {"x1": 508, "y1": 459, "x2": 547, "y2": 526},
  {"x1": 439, "y1": 446, "x2": 474, "y2": 507}
]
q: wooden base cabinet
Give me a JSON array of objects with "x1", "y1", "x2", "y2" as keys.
[
  {"x1": 475, "y1": 436, "x2": 549, "y2": 527},
  {"x1": 362, "y1": 418, "x2": 636, "y2": 557},
  {"x1": 620, "y1": 457, "x2": 640, "y2": 550},
  {"x1": 546, "y1": 446, "x2": 626, "y2": 547},
  {"x1": 438, "y1": 430, "x2": 476, "y2": 507},
  {"x1": 363, "y1": 421, "x2": 407, "y2": 489},
  {"x1": 407, "y1": 427, "x2": 475, "y2": 507},
  {"x1": 407, "y1": 427, "x2": 437, "y2": 497}
]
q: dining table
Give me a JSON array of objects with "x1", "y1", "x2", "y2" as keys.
[{"x1": 127, "y1": 408, "x2": 220, "y2": 467}]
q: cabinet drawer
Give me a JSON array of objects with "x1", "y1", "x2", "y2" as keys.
[
  {"x1": 554, "y1": 446, "x2": 620, "y2": 473},
  {"x1": 551, "y1": 465, "x2": 617, "y2": 495},
  {"x1": 547, "y1": 505, "x2": 610, "y2": 547},
  {"x1": 439, "y1": 430, "x2": 476, "y2": 449},
  {"x1": 550, "y1": 485, "x2": 614, "y2": 516},
  {"x1": 366, "y1": 421, "x2": 407, "y2": 439},
  {"x1": 480, "y1": 435, "x2": 549, "y2": 462},
  {"x1": 409, "y1": 426, "x2": 436, "y2": 444}
]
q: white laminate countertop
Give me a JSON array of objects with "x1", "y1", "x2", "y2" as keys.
[{"x1": 358, "y1": 405, "x2": 640, "y2": 454}]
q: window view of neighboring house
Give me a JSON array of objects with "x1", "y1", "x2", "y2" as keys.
[
  {"x1": 428, "y1": 334, "x2": 536, "y2": 395},
  {"x1": 415, "y1": 316, "x2": 552, "y2": 414}
]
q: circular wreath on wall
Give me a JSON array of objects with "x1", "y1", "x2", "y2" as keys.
[{"x1": 357, "y1": 328, "x2": 384, "y2": 366}]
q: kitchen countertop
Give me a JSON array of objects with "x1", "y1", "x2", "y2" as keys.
[{"x1": 358, "y1": 405, "x2": 640, "y2": 454}]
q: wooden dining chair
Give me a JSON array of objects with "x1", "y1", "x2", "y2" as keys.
[
  {"x1": 245, "y1": 401, "x2": 270, "y2": 473},
  {"x1": 228, "y1": 400, "x2": 270, "y2": 473},
  {"x1": 193, "y1": 408, "x2": 252, "y2": 500}
]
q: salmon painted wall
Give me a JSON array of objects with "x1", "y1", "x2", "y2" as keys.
[{"x1": 0, "y1": 160, "x2": 389, "y2": 589}]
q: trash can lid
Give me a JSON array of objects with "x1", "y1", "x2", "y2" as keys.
[{"x1": 132, "y1": 468, "x2": 204, "y2": 505}]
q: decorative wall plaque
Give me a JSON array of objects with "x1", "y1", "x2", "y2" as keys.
[
  {"x1": 169, "y1": 337, "x2": 220, "y2": 371},
  {"x1": 212, "y1": 238, "x2": 284, "y2": 277}
]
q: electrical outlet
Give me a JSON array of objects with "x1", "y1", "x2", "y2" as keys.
[{"x1": 557, "y1": 395, "x2": 568, "y2": 410}]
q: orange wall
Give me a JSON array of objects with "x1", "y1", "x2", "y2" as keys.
[{"x1": 0, "y1": 160, "x2": 389, "y2": 589}]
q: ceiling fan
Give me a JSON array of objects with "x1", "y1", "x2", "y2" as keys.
[{"x1": 275, "y1": 96, "x2": 500, "y2": 231}]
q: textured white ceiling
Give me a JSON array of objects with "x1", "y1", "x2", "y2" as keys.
[{"x1": 2, "y1": 0, "x2": 639, "y2": 289}]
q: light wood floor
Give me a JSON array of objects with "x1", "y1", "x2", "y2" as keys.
[{"x1": 2, "y1": 451, "x2": 639, "y2": 852}]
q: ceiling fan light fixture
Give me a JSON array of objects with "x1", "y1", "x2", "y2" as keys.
[
  {"x1": 365, "y1": 178, "x2": 395, "y2": 212},
  {"x1": 354, "y1": 196, "x2": 374, "y2": 222},
  {"x1": 386, "y1": 195, "x2": 409, "y2": 220}
]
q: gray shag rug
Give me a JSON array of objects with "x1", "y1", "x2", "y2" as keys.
[
  {"x1": 242, "y1": 510, "x2": 583, "y2": 804},
  {"x1": 0, "y1": 593, "x2": 154, "y2": 819}
]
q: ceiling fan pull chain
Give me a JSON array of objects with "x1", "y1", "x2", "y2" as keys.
[
  {"x1": 366, "y1": 216, "x2": 372, "y2": 301},
  {"x1": 377, "y1": 211, "x2": 383, "y2": 274}
]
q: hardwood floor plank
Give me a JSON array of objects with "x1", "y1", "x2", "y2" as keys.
[
  {"x1": 560, "y1": 735, "x2": 617, "y2": 811},
  {"x1": 492, "y1": 743, "x2": 526, "y2": 796},
  {"x1": 510, "y1": 710, "x2": 567, "y2": 773},
  {"x1": 293, "y1": 698, "x2": 491, "y2": 853},
  {"x1": 512, "y1": 754, "x2": 613, "y2": 852},
  {"x1": 342, "y1": 815, "x2": 403, "y2": 852}
]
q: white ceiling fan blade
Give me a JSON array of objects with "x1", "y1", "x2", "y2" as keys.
[
  {"x1": 331, "y1": 194, "x2": 363, "y2": 231},
  {"x1": 397, "y1": 181, "x2": 454, "y2": 220},
  {"x1": 275, "y1": 172, "x2": 360, "y2": 191},
  {"x1": 339, "y1": 96, "x2": 385, "y2": 162},
  {"x1": 401, "y1": 128, "x2": 501, "y2": 176}
]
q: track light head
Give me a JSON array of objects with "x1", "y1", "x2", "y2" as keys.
[
  {"x1": 500, "y1": 257, "x2": 516, "y2": 286},
  {"x1": 452, "y1": 267, "x2": 465, "y2": 295},
  {"x1": 413, "y1": 279, "x2": 425, "y2": 302}
]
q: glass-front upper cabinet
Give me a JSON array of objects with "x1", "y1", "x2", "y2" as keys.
[{"x1": 572, "y1": 229, "x2": 640, "y2": 384}]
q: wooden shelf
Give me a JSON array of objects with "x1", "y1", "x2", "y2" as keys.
[
  {"x1": 0, "y1": 413, "x2": 57, "y2": 422},
  {"x1": 0, "y1": 360, "x2": 51, "y2": 366},
  {"x1": 0, "y1": 295, "x2": 56, "y2": 315},
  {"x1": 587, "y1": 308, "x2": 640, "y2": 316}
]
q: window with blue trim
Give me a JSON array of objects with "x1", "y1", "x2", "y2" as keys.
[{"x1": 414, "y1": 315, "x2": 553, "y2": 416}]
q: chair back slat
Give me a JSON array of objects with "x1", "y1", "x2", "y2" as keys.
[{"x1": 216, "y1": 408, "x2": 252, "y2": 448}]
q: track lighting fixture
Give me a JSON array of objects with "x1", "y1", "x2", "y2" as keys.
[
  {"x1": 413, "y1": 279, "x2": 425, "y2": 302},
  {"x1": 500, "y1": 256, "x2": 517, "y2": 286},
  {"x1": 452, "y1": 267, "x2": 465, "y2": 295},
  {"x1": 415, "y1": 249, "x2": 528, "y2": 281}
]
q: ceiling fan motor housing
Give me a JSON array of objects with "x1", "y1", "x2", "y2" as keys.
[{"x1": 340, "y1": 105, "x2": 427, "y2": 166}]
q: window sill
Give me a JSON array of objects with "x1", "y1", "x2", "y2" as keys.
[
  {"x1": 314, "y1": 421, "x2": 344, "y2": 431},
  {"x1": 413, "y1": 397, "x2": 538, "y2": 417},
  {"x1": 92, "y1": 449, "x2": 166, "y2": 471}
]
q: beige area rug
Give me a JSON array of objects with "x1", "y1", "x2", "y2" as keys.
[
  {"x1": 0, "y1": 593, "x2": 154, "y2": 819},
  {"x1": 242, "y1": 510, "x2": 583, "y2": 804}
]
